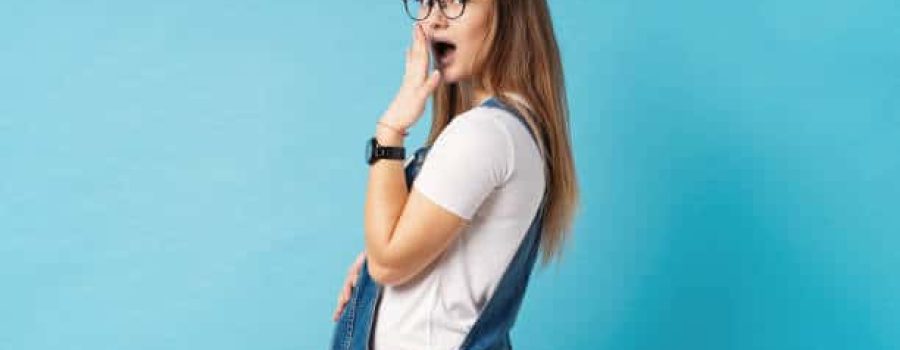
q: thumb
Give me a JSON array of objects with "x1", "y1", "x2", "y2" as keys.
[{"x1": 422, "y1": 70, "x2": 442, "y2": 96}]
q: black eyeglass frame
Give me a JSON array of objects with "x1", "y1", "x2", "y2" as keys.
[{"x1": 402, "y1": 0, "x2": 468, "y2": 21}]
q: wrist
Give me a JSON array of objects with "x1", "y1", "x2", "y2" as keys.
[{"x1": 375, "y1": 126, "x2": 405, "y2": 147}]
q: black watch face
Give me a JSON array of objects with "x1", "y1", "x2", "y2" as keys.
[{"x1": 365, "y1": 138, "x2": 374, "y2": 164}]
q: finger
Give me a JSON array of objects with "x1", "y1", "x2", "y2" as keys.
[
  {"x1": 340, "y1": 277, "x2": 351, "y2": 297},
  {"x1": 417, "y1": 24, "x2": 433, "y2": 80},
  {"x1": 404, "y1": 47, "x2": 418, "y2": 83},
  {"x1": 338, "y1": 288, "x2": 350, "y2": 303},
  {"x1": 414, "y1": 22, "x2": 430, "y2": 58},
  {"x1": 334, "y1": 286, "x2": 352, "y2": 320},
  {"x1": 348, "y1": 271, "x2": 360, "y2": 287},
  {"x1": 334, "y1": 302, "x2": 347, "y2": 319},
  {"x1": 334, "y1": 292, "x2": 350, "y2": 319},
  {"x1": 407, "y1": 24, "x2": 430, "y2": 84},
  {"x1": 342, "y1": 276, "x2": 353, "y2": 293},
  {"x1": 337, "y1": 293, "x2": 347, "y2": 307},
  {"x1": 333, "y1": 306, "x2": 343, "y2": 321},
  {"x1": 352, "y1": 254, "x2": 365, "y2": 272},
  {"x1": 404, "y1": 26, "x2": 417, "y2": 81},
  {"x1": 344, "y1": 278, "x2": 354, "y2": 295},
  {"x1": 420, "y1": 70, "x2": 442, "y2": 97},
  {"x1": 334, "y1": 302, "x2": 344, "y2": 321}
]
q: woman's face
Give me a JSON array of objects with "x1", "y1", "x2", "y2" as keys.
[{"x1": 420, "y1": 0, "x2": 493, "y2": 84}]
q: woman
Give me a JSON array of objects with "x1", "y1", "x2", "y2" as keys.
[{"x1": 332, "y1": 0, "x2": 579, "y2": 348}]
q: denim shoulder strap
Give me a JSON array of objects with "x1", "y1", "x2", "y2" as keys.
[{"x1": 481, "y1": 97, "x2": 543, "y2": 153}]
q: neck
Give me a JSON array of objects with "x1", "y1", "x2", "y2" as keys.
[
  {"x1": 472, "y1": 88, "x2": 491, "y2": 105},
  {"x1": 459, "y1": 79, "x2": 492, "y2": 106}
]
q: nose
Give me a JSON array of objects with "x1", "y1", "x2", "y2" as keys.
[{"x1": 422, "y1": 4, "x2": 448, "y2": 38}]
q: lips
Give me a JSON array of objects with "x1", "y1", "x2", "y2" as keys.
[{"x1": 431, "y1": 38, "x2": 457, "y2": 68}]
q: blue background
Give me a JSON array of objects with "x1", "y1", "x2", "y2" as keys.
[{"x1": 1, "y1": 1, "x2": 898, "y2": 349}]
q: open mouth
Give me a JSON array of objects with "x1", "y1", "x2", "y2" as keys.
[{"x1": 431, "y1": 39, "x2": 457, "y2": 67}]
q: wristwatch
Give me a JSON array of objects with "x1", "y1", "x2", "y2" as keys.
[{"x1": 366, "y1": 136, "x2": 405, "y2": 165}]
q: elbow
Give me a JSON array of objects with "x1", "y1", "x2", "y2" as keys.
[
  {"x1": 364, "y1": 229, "x2": 408, "y2": 286},
  {"x1": 368, "y1": 261, "x2": 408, "y2": 287}
]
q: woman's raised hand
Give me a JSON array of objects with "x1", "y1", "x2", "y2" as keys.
[{"x1": 379, "y1": 23, "x2": 442, "y2": 133}]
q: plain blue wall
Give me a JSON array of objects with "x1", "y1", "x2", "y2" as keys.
[{"x1": 1, "y1": 1, "x2": 898, "y2": 349}]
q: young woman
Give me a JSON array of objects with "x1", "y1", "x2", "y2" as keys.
[{"x1": 332, "y1": 0, "x2": 578, "y2": 348}]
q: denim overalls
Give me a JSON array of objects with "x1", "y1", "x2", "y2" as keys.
[{"x1": 331, "y1": 97, "x2": 547, "y2": 350}]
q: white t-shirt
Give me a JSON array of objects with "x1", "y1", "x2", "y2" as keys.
[{"x1": 372, "y1": 96, "x2": 546, "y2": 350}]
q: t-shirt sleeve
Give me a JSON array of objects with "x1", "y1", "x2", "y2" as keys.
[{"x1": 412, "y1": 109, "x2": 514, "y2": 221}]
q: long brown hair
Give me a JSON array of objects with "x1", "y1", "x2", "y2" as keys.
[{"x1": 426, "y1": 0, "x2": 580, "y2": 265}]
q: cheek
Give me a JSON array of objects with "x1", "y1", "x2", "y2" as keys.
[
  {"x1": 446, "y1": 15, "x2": 491, "y2": 81},
  {"x1": 460, "y1": 28, "x2": 489, "y2": 68},
  {"x1": 461, "y1": 36, "x2": 486, "y2": 73},
  {"x1": 463, "y1": 18, "x2": 492, "y2": 70}
]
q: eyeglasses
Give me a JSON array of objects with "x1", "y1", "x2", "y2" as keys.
[{"x1": 403, "y1": 0, "x2": 467, "y2": 21}]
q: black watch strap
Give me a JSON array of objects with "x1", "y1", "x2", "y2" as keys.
[{"x1": 367, "y1": 137, "x2": 405, "y2": 165}]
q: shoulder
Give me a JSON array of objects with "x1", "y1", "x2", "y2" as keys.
[
  {"x1": 439, "y1": 106, "x2": 513, "y2": 140},
  {"x1": 423, "y1": 106, "x2": 516, "y2": 185},
  {"x1": 433, "y1": 106, "x2": 515, "y2": 162},
  {"x1": 434, "y1": 106, "x2": 517, "y2": 156}
]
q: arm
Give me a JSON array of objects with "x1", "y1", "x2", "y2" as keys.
[
  {"x1": 364, "y1": 111, "x2": 513, "y2": 286},
  {"x1": 364, "y1": 127, "x2": 466, "y2": 286},
  {"x1": 363, "y1": 23, "x2": 456, "y2": 286}
]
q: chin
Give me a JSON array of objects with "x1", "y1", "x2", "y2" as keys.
[
  {"x1": 437, "y1": 67, "x2": 469, "y2": 85},
  {"x1": 441, "y1": 73, "x2": 460, "y2": 84}
]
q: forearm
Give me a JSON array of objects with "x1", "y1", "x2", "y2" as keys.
[
  {"x1": 363, "y1": 126, "x2": 408, "y2": 267},
  {"x1": 362, "y1": 21, "x2": 441, "y2": 273}
]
